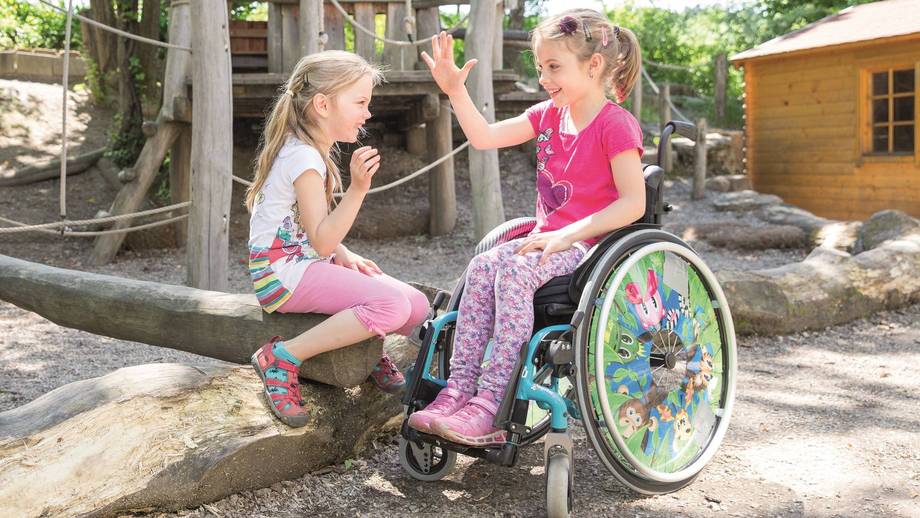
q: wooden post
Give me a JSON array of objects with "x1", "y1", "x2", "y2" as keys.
[
  {"x1": 465, "y1": 0, "x2": 505, "y2": 238},
  {"x1": 281, "y1": 4, "x2": 299, "y2": 71},
  {"x1": 631, "y1": 67, "x2": 643, "y2": 121},
  {"x1": 159, "y1": 0, "x2": 191, "y2": 123},
  {"x1": 384, "y1": 2, "x2": 416, "y2": 70},
  {"x1": 323, "y1": 2, "x2": 346, "y2": 51},
  {"x1": 89, "y1": 0, "x2": 189, "y2": 265},
  {"x1": 300, "y1": 0, "x2": 323, "y2": 56},
  {"x1": 188, "y1": 0, "x2": 233, "y2": 291},
  {"x1": 492, "y1": 0, "x2": 503, "y2": 69},
  {"x1": 427, "y1": 100, "x2": 456, "y2": 236},
  {"x1": 267, "y1": 2, "x2": 283, "y2": 72},
  {"x1": 692, "y1": 118, "x2": 707, "y2": 200},
  {"x1": 353, "y1": 3, "x2": 376, "y2": 61},
  {"x1": 415, "y1": 6, "x2": 439, "y2": 58},
  {"x1": 714, "y1": 53, "x2": 727, "y2": 124},
  {"x1": 169, "y1": 125, "x2": 192, "y2": 246},
  {"x1": 658, "y1": 83, "x2": 672, "y2": 174}
]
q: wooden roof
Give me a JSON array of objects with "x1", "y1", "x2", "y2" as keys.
[{"x1": 731, "y1": 0, "x2": 920, "y2": 64}]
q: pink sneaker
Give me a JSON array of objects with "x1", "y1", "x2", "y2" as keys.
[
  {"x1": 431, "y1": 390, "x2": 507, "y2": 447},
  {"x1": 407, "y1": 381, "x2": 473, "y2": 433}
]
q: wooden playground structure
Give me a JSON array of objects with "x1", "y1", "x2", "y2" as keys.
[{"x1": 91, "y1": 0, "x2": 514, "y2": 293}]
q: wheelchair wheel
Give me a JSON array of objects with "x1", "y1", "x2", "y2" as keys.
[
  {"x1": 545, "y1": 445, "x2": 574, "y2": 518},
  {"x1": 398, "y1": 437, "x2": 457, "y2": 482},
  {"x1": 574, "y1": 229, "x2": 737, "y2": 494}
]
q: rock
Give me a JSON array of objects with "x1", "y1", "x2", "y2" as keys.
[
  {"x1": 727, "y1": 174, "x2": 751, "y2": 191},
  {"x1": 705, "y1": 176, "x2": 731, "y2": 192},
  {"x1": 717, "y1": 232, "x2": 920, "y2": 335},
  {"x1": 755, "y1": 204, "x2": 861, "y2": 251},
  {"x1": 712, "y1": 190, "x2": 783, "y2": 212},
  {"x1": 705, "y1": 225, "x2": 807, "y2": 250},
  {"x1": 672, "y1": 130, "x2": 743, "y2": 177},
  {"x1": 856, "y1": 210, "x2": 920, "y2": 252},
  {"x1": 667, "y1": 222, "x2": 808, "y2": 250},
  {"x1": 706, "y1": 175, "x2": 750, "y2": 193}
]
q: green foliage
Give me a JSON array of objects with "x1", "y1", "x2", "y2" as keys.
[
  {"x1": 0, "y1": 0, "x2": 84, "y2": 50},
  {"x1": 230, "y1": 1, "x2": 268, "y2": 21},
  {"x1": 106, "y1": 112, "x2": 145, "y2": 169}
]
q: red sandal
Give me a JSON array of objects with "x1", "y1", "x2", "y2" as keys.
[{"x1": 250, "y1": 336, "x2": 311, "y2": 427}]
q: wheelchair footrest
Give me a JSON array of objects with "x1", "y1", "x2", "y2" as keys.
[{"x1": 400, "y1": 425, "x2": 519, "y2": 467}]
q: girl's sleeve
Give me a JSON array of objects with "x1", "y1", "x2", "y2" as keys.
[
  {"x1": 282, "y1": 144, "x2": 327, "y2": 185},
  {"x1": 601, "y1": 110, "x2": 644, "y2": 161},
  {"x1": 525, "y1": 99, "x2": 552, "y2": 135}
]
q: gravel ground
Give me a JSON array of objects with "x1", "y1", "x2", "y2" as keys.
[{"x1": 1, "y1": 80, "x2": 918, "y2": 517}]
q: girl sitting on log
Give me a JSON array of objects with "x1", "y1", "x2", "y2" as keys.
[
  {"x1": 409, "y1": 10, "x2": 646, "y2": 446},
  {"x1": 246, "y1": 51, "x2": 429, "y2": 427}
]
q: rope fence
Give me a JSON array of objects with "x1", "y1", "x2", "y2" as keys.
[
  {"x1": 0, "y1": 202, "x2": 191, "y2": 236},
  {"x1": 37, "y1": 0, "x2": 193, "y2": 51},
  {"x1": 327, "y1": 0, "x2": 468, "y2": 48}
]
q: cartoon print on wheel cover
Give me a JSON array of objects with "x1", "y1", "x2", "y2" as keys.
[{"x1": 589, "y1": 251, "x2": 725, "y2": 473}]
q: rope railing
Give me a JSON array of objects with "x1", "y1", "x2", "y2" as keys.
[
  {"x1": 37, "y1": 0, "x2": 193, "y2": 52},
  {"x1": 641, "y1": 65, "x2": 692, "y2": 124},
  {"x1": 327, "y1": 0, "x2": 469, "y2": 48},
  {"x1": 231, "y1": 140, "x2": 471, "y2": 196},
  {"x1": 0, "y1": 214, "x2": 189, "y2": 237},
  {"x1": 644, "y1": 58, "x2": 695, "y2": 72},
  {"x1": 0, "y1": 202, "x2": 191, "y2": 235}
]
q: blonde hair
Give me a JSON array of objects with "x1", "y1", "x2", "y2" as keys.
[
  {"x1": 246, "y1": 51, "x2": 384, "y2": 211},
  {"x1": 532, "y1": 9, "x2": 641, "y2": 104}
]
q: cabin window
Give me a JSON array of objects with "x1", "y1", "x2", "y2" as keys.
[{"x1": 869, "y1": 68, "x2": 915, "y2": 154}]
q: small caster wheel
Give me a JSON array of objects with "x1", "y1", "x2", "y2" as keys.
[
  {"x1": 545, "y1": 445, "x2": 573, "y2": 518},
  {"x1": 398, "y1": 437, "x2": 456, "y2": 482}
]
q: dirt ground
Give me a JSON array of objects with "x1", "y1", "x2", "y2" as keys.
[{"x1": 1, "y1": 79, "x2": 918, "y2": 518}]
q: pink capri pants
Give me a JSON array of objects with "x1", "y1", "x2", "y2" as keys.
[{"x1": 277, "y1": 260, "x2": 430, "y2": 338}]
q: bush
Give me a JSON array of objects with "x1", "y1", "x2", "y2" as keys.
[{"x1": 0, "y1": 0, "x2": 83, "y2": 51}]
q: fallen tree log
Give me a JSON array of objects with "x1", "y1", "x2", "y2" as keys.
[
  {"x1": 0, "y1": 254, "x2": 393, "y2": 387},
  {"x1": 0, "y1": 362, "x2": 406, "y2": 517},
  {"x1": 0, "y1": 147, "x2": 106, "y2": 187}
]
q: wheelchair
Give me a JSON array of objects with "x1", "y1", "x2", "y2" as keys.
[{"x1": 398, "y1": 121, "x2": 737, "y2": 517}]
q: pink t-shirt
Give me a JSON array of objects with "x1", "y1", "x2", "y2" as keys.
[{"x1": 525, "y1": 99, "x2": 644, "y2": 246}]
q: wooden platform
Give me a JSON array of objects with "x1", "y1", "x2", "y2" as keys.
[{"x1": 230, "y1": 69, "x2": 521, "y2": 119}]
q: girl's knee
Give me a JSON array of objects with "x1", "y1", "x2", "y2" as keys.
[{"x1": 405, "y1": 287, "x2": 430, "y2": 328}]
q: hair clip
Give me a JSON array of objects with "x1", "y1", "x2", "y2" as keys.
[
  {"x1": 601, "y1": 27, "x2": 609, "y2": 47},
  {"x1": 582, "y1": 20, "x2": 592, "y2": 41},
  {"x1": 559, "y1": 16, "x2": 578, "y2": 35}
]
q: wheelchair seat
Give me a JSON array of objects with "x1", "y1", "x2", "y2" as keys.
[{"x1": 531, "y1": 164, "x2": 669, "y2": 330}]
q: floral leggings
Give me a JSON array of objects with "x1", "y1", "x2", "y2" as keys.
[{"x1": 448, "y1": 238, "x2": 586, "y2": 401}]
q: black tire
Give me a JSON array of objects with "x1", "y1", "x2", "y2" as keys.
[{"x1": 398, "y1": 437, "x2": 457, "y2": 482}]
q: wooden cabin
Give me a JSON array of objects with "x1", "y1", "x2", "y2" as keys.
[{"x1": 731, "y1": 0, "x2": 920, "y2": 220}]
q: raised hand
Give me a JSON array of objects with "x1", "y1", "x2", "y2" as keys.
[
  {"x1": 348, "y1": 146, "x2": 380, "y2": 194},
  {"x1": 420, "y1": 31, "x2": 477, "y2": 97}
]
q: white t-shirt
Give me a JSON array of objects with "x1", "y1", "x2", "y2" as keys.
[{"x1": 248, "y1": 137, "x2": 331, "y2": 312}]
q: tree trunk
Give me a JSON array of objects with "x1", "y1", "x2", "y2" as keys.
[
  {"x1": 0, "y1": 254, "x2": 393, "y2": 387},
  {"x1": 0, "y1": 362, "x2": 406, "y2": 517},
  {"x1": 136, "y1": 0, "x2": 163, "y2": 115}
]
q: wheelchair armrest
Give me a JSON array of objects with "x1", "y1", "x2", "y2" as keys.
[{"x1": 474, "y1": 217, "x2": 537, "y2": 255}]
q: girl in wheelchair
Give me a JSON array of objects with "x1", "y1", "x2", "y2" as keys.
[{"x1": 415, "y1": 9, "x2": 645, "y2": 446}]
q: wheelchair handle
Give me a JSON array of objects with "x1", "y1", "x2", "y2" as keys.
[{"x1": 658, "y1": 121, "x2": 697, "y2": 168}]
